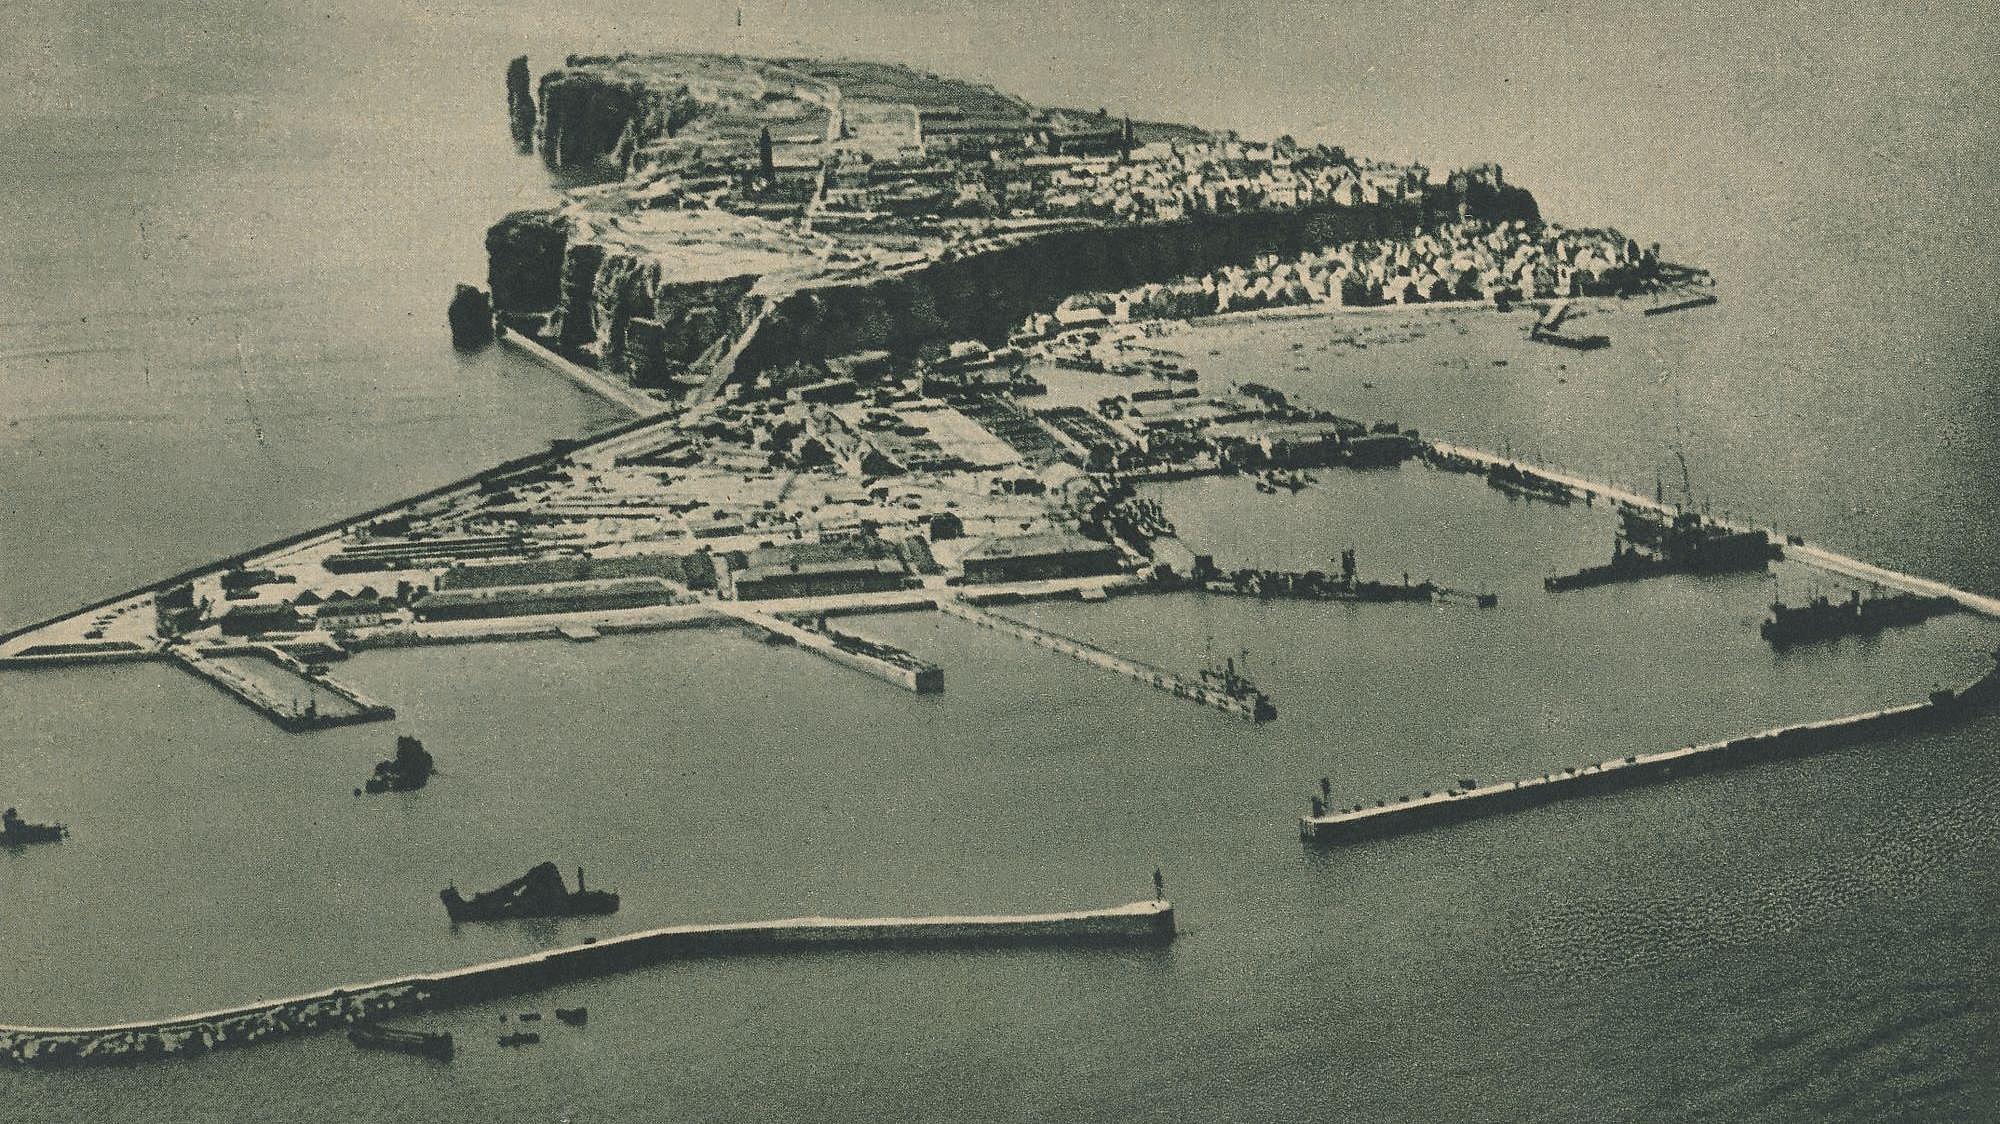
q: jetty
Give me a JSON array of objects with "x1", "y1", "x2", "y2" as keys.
[
  {"x1": 1301, "y1": 652, "x2": 2000, "y2": 846},
  {"x1": 166, "y1": 645, "x2": 395, "y2": 732},
  {"x1": 718, "y1": 604, "x2": 943, "y2": 693},
  {"x1": 0, "y1": 899, "x2": 1174, "y2": 1068},
  {"x1": 937, "y1": 598, "x2": 1275, "y2": 721},
  {"x1": 496, "y1": 330, "x2": 669, "y2": 418}
]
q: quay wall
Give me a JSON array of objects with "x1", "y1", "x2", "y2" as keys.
[
  {"x1": 166, "y1": 647, "x2": 395, "y2": 733},
  {"x1": 1301, "y1": 659, "x2": 2000, "y2": 846},
  {"x1": 0, "y1": 901, "x2": 1174, "y2": 1069},
  {"x1": 720, "y1": 607, "x2": 944, "y2": 694}
]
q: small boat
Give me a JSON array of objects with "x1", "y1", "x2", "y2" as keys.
[
  {"x1": 1643, "y1": 292, "x2": 1718, "y2": 316},
  {"x1": 348, "y1": 1025, "x2": 454, "y2": 1062},
  {"x1": 441, "y1": 862, "x2": 619, "y2": 924}
]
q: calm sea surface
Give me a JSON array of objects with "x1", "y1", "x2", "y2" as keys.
[{"x1": 3, "y1": 2, "x2": 1997, "y2": 1121}]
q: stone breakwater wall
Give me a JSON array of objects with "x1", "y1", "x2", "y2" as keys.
[
  {"x1": 0, "y1": 901, "x2": 1174, "y2": 1068},
  {"x1": 1301, "y1": 659, "x2": 2000, "y2": 846}
]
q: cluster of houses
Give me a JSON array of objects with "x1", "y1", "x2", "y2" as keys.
[{"x1": 1047, "y1": 220, "x2": 1671, "y2": 321}]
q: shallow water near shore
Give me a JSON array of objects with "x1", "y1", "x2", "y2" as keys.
[{"x1": 6, "y1": 1, "x2": 2000, "y2": 1121}]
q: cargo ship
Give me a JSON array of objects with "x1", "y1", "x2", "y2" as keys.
[
  {"x1": 348, "y1": 1025, "x2": 453, "y2": 1062},
  {"x1": 1485, "y1": 463, "x2": 1576, "y2": 505},
  {"x1": 0, "y1": 807, "x2": 66, "y2": 847},
  {"x1": 1546, "y1": 508, "x2": 1780, "y2": 591},
  {"x1": 441, "y1": 862, "x2": 619, "y2": 924},
  {"x1": 1761, "y1": 590, "x2": 1961, "y2": 648},
  {"x1": 1206, "y1": 550, "x2": 1437, "y2": 605}
]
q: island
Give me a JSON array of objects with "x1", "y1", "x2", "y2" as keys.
[{"x1": 1, "y1": 51, "x2": 1991, "y2": 846}]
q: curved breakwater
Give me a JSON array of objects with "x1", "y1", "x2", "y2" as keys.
[
  {"x1": 0, "y1": 900, "x2": 1174, "y2": 1068},
  {"x1": 1301, "y1": 656, "x2": 2000, "y2": 846}
]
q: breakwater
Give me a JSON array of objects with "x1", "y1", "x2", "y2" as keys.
[
  {"x1": 1300, "y1": 653, "x2": 2000, "y2": 846},
  {"x1": 1425, "y1": 440, "x2": 2000, "y2": 620},
  {"x1": 720, "y1": 605, "x2": 944, "y2": 693},
  {"x1": 167, "y1": 646, "x2": 395, "y2": 732},
  {"x1": 0, "y1": 900, "x2": 1174, "y2": 1068},
  {"x1": 937, "y1": 598, "x2": 1274, "y2": 721}
]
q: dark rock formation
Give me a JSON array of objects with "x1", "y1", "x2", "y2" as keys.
[
  {"x1": 484, "y1": 180, "x2": 1540, "y2": 393},
  {"x1": 534, "y1": 67, "x2": 701, "y2": 171},
  {"x1": 506, "y1": 55, "x2": 535, "y2": 153},
  {"x1": 736, "y1": 199, "x2": 1423, "y2": 373},
  {"x1": 447, "y1": 284, "x2": 493, "y2": 350},
  {"x1": 485, "y1": 210, "x2": 569, "y2": 316}
]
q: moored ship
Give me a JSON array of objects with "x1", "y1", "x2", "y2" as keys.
[
  {"x1": 1199, "y1": 651, "x2": 1278, "y2": 722},
  {"x1": 441, "y1": 862, "x2": 619, "y2": 924},
  {"x1": 1643, "y1": 292, "x2": 1718, "y2": 316},
  {"x1": 1528, "y1": 325, "x2": 1611, "y2": 350},
  {"x1": 348, "y1": 1024, "x2": 453, "y2": 1062},
  {"x1": 1762, "y1": 589, "x2": 1961, "y2": 648}
]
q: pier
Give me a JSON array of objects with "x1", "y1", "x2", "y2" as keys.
[
  {"x1": 1300, "y1": 652, "x2": 2000, "y2": 846},
  {"x1": 719, "y1": 605, "x2": 944, "y2": 693},
  {"x1": 937, "y1": 598, "x2": 1274, "y2": 721},
  {"x1": 167, "y1": 645, "x2": 395, "y2": 732},
  {"x1": 0, "y1": 899, "x2": 1174, "y2": 1068}
]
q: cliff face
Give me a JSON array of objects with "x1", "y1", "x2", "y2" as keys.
[
  {"x1": 533, "y1": 66, "x2": 701, "y2": 171},
  {"x1": 484, "y1": 189, "x2": 1543, "y2": 390},
  {"x1": 735, "y1": 200, "x2": 1424, "y2": 373},
  {"x1": 485, "y1": 210, "x2": 761, "y2": 389},
  {"x1": 485, "y1": 209, "x2": 568, "y2": 314}
]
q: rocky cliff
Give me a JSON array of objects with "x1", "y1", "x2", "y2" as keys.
[
  {"x1": 505, "y1": 56, "x2": 535, "y2": 153},
  {"x1": 533, "y1": 61, "x2": 702, "y2": 171},
  {"x1": 486, "y1": 197, "x2": 1450, "y2": 390},
  {"x1": 486, "y1": 210, "x2": 761, "y2": 389},
  {"x1": 736, "y1": 200, "x2": 1424, "y2": 374}
]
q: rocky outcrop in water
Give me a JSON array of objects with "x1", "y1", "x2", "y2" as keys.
[
  {"x1": 505, "y1": 56, "x2": 535, "y2": 153},
  {"x1": 447, "y1": 284, "x2": 493, "y2": 350}
]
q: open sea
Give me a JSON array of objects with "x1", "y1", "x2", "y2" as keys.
[{"x1": 3, "y1": 2, "x2": 1997, "y2": 1121}]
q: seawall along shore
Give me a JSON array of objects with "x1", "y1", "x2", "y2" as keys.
[{"x1": 0, "y1": 900, "x2": 1175, "y2": 1068}]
